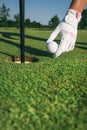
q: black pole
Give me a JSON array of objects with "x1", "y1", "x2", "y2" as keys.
[{"x1": 19, "y1": 0, "x2": 25, "y2": 63}]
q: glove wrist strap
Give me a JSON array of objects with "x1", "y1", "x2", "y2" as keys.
[{"x1": 64, "y1": 9, "x2": 81, "y2": 28}]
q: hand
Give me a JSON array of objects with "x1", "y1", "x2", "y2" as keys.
[{"x1": 47, "y1": 9, "x2": 81, "y2": 58}]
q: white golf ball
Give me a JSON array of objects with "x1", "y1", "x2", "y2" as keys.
[{"x1": 46, "y1": 41, "x2": 58, "y2": 54}]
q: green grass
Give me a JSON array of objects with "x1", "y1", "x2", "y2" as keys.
[{"x1": 0, "y1": 27, "x2": 87, "y2": 130}]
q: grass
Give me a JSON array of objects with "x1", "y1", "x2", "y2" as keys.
[{"x1": 0, "y1": 27, "x2": 87, "y2": 130}]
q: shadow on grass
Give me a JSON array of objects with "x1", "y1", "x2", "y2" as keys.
[
  {"x1": 0, "y1": 31, "x2": 87, "y2": 59},
  {"x1": 0, "y1": 51, "x2": 14, "y2": 57},
  {"x1": 76, "y1": 42, "x2": 87, "y2": 50},
  {"x1": 0, "y1": 31, "x2": 20, "y2": 40},
  {"x1": 0, "y1": 31, "x2": 50, "y2": 58},
  {"x1": 0, "y1": 31, "x2": 47, "y2": 42}
]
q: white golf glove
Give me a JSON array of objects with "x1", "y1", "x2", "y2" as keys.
[{"x1": 47, "y1": 9, "x2": 81, "y2": 58}]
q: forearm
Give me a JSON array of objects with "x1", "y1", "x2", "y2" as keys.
[{"x1": 70, "y1": 0, "x2": 87, "y2": 13}]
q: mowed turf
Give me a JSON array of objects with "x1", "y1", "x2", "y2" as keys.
[{"x1": 0, "y1": 28, "x2": 87, "y2": 130}]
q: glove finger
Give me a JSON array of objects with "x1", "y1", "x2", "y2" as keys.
[
  {"x1": 55, "y1": 35, "x2": 69, "y2": 57},
  {"x1": 54, "y1": 31, "x2": 75, "y2": 57},
  {"x1": 47, "y1": 24, "x2": 61, "y2": 43},
  {"x1": 66, "y1": 35, "x2": 76, "y2": 52}
]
